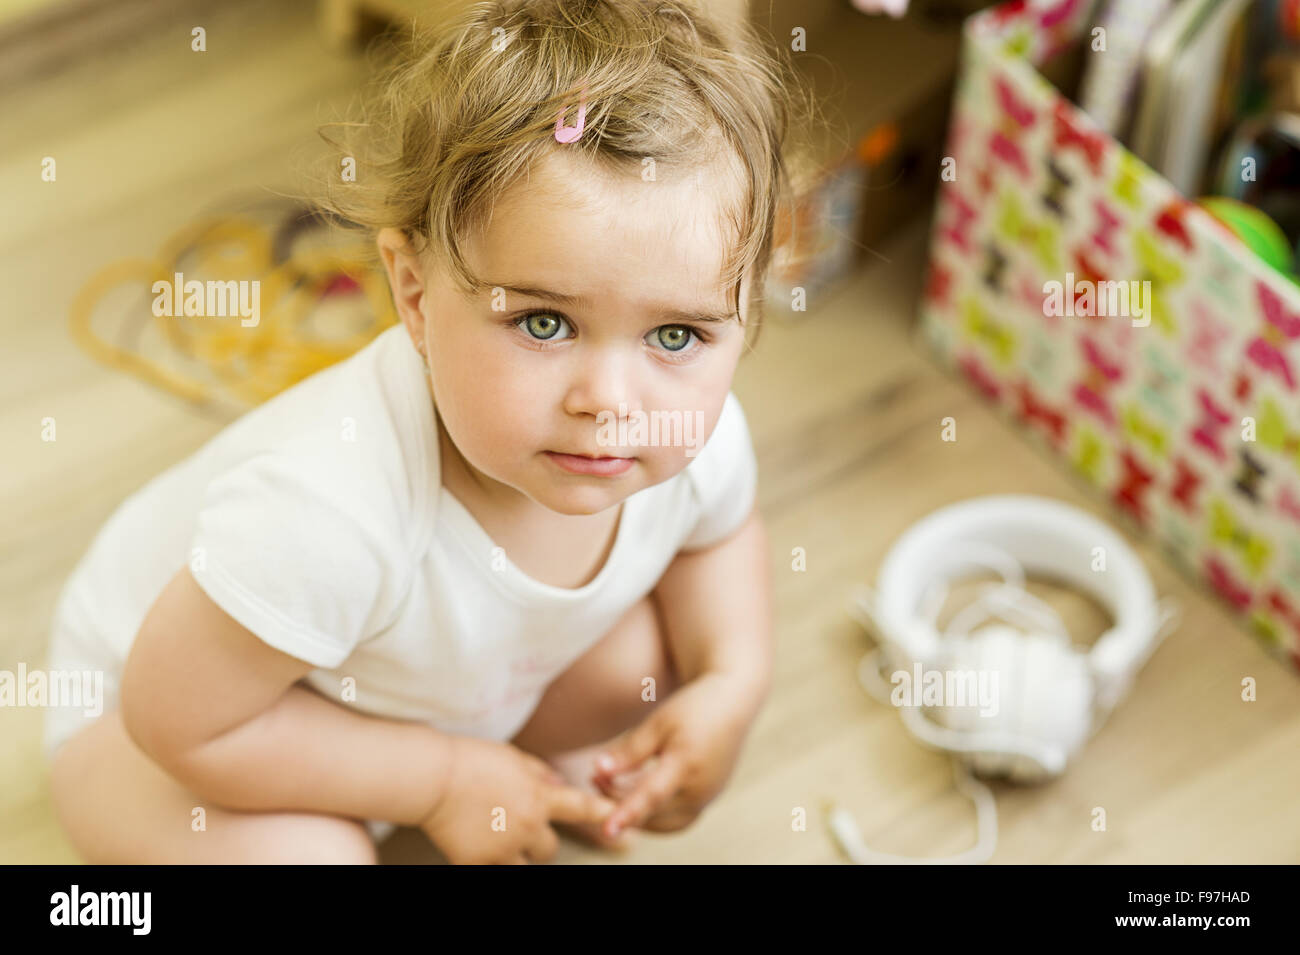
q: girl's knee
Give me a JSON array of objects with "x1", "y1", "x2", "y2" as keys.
[
  {"x1": 602, "y1": 594, "x2": 679, "y2": 695},
  {"x1": 512, "y1": 595, "x2": 680, "y2": 756}
]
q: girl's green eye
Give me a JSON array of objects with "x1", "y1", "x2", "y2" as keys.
[
  {"x1": 656, "y1": 325, "x2": 692, "y2": 351},
  {"x1": 524, "y1": 313, "x2": 566, "y2": 340},
  {"x1": 514, "y1": 313, "x2": 700, "y2": 355}
]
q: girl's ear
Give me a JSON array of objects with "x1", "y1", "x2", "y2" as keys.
[{"x1": 376, "y1": 227, "x2": 428, "y2": 346}]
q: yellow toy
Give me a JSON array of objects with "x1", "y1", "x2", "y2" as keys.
[{"x1": 69, "y1": 202, "x2": 396, "y2": 410}]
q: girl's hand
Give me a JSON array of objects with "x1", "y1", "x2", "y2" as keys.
[
  {"x1": 591, "y1": 670, "x2": 763, "y2": 837},
  {"x1": 418, "y1": 736, "x2": 616, "y2": 864}
]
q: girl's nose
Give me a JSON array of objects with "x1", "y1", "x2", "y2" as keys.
[{"x1": 562, "y1": 350, "x2": 640, "y2": 420}]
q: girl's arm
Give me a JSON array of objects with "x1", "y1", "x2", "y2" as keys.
[
  {"x1": 590, "y1": 507, "x2": 774, "y2": 835},
  {"x1": 120, "y1": 566, "x2": 450, "y2": 827},
  {"x1": 652, "y1": 505, "x2": 774, "y2": 718}
]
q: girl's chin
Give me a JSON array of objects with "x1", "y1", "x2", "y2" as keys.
[
  {"x1": 527, "y1": 473, "x2": 637, "y2": 514},
  {"x1": 535, "y1": 490, "x2": 625, "y2": 517}
]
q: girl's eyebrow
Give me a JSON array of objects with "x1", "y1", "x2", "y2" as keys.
[{"x1": 487, "y1": 281, "x2": 737, "y2": 324}]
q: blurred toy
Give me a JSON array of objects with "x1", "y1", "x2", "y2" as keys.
[
  {"x1": 69, "y1": 198, "x2": 395, "y2": 413},
  {"x1": 1211, "y1": 112, "x2": 1300, "y2": 277},
  {"x1": 1199, "y1": 196, "x2": 1298, "y2": 277}
]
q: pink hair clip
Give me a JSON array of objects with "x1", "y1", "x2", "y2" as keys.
[{"x1": 554, "y1": 88, "x2": 588, "y2": 143}]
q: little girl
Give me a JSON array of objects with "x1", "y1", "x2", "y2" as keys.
[{"x1": 44, "y1": 0, "x2": 802, "y2": 864}]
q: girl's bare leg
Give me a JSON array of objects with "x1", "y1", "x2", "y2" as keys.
[{"x1": 48, "y1": 707, "x2": 378, "y2": 864}]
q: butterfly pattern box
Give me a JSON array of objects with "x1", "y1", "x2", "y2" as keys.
[{"x1": 919, "y1": 0, "x2": 1300, "y2": 674}]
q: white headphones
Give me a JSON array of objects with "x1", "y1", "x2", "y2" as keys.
[{"x1": 834, "y1": 494, "x2": 1180, "y2": 863}]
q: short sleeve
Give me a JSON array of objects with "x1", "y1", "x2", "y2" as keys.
[
  {"x1": 188, "y1": 452, "x2": 408, "y2": 669},
  {"x1": 680, "y1": 392, "x2": 759, "y2": 551}
]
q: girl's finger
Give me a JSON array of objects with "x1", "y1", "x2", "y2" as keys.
[
  {"x1": 605, "y1": 752, "x2": 684, "y2": 836},
  {"x1": 545, "y1": 784, "x2": 617, "y2": 826},
  {"x1": 592, "y1": 771, "x2": 628, "y2": 799},
  {"x1": 592, "y1": 751, "x2": 659, "y2": 796},
  {"x1": 594, "y1": 718, "x2": 665, "y2": 780}
]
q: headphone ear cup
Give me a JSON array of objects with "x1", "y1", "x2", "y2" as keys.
[
  {"x1": 936, "y1": 628, "x2": 1021, "y2": 777},
  {"x1": 939, "y1": 627, "x2": 1093, "y2": 782},
  {"x1": 975, "y1": 627, "x2": 1027, "y2": 779},
  {"x1": 1016, "y1": 633, "x2": 1093, "y2": 779}
]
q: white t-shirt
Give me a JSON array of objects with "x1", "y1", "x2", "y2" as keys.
[{"x1": 43, "y1": 323, "x2": 757, "y2": 760}]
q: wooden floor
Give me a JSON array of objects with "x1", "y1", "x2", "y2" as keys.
[{"x1": 4, "y1": 0, "x2": 1299, "y2": 865}]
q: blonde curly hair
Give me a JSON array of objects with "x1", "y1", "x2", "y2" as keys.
[{"x1": 313, "y1": 0, "x2": 820, "y2": 350}]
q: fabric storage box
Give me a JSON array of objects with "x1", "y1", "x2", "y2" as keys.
[{"x1": 919, "y1": 0, "x2": 1300, "y2": 673}]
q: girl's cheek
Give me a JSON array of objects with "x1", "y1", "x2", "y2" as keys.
[{"x1": 642, "y1": 445, "x2": 692, "y2": 483}]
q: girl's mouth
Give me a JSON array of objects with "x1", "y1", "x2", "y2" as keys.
[{"x1": 543, "y1": 451, "x2": 635, "y2": 477}]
